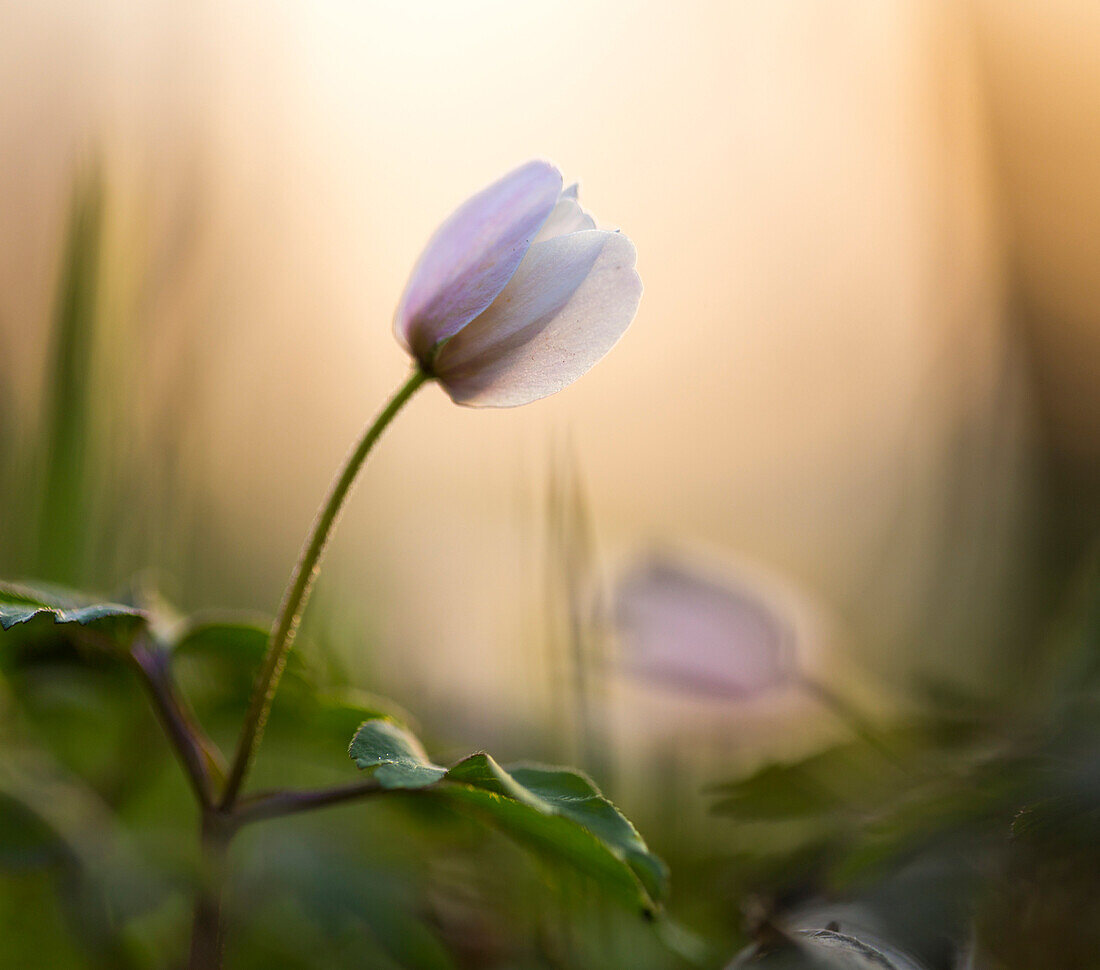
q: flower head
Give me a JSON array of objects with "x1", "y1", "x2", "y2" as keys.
[
  {"x1": 395, "y1": 160, "x2": 641, "y2": 407},
  {"x1": 614, "y1": 556, "x2": 797, "y2": 700}
]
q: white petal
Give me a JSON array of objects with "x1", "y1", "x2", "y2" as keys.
[
  {"x1": 614, "y1": 559, "x2": 796, "y2": 699},
  {"x1": 394, "y1": 160, "x2": 563, "y2": 362},
  {"x1": 433, "y1": 229, "x2": 641, "y2": 407},
  {"x1": 533, "y1": 185, "x2": 596, "y2": 242}
]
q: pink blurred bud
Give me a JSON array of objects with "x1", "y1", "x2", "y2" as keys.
[
  {"x1": 614, "y1": 556, "x2": 798, "y2": 699},
  {"x1": 394, "y1": 160, "x2": 641, "y2": 407}
]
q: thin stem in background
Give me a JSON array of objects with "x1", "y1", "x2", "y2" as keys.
[
  {"x1": 220, "y1": 367, "x2": 431, "y2": 808},
  {"x1": 796, "y1": 673, "x2": 906, "y2": 769},
  {"x1": 552, "y1": 444, "x2": 607, "y2": 780}
]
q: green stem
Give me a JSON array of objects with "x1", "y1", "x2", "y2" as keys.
[
  {"x1": 233, "y1": 778, "x2": 384, "y2": 826},
  {"x1": 188, "y1": 812, "x2": 232, "y2": 970},
  {"x1": 131, "y1": 639, "x2": 219, "y2": 808},
  {"x1": 796, "y1": 674, "x2": 905, "y2": 769},
  {"x1": 220, "y1": 367, "x2": 431, "y2": 808}
]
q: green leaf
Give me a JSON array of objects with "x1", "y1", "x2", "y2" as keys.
[
  {"x1": 710, "y1": 760, "x2": 842, "y2": 821},
  {"x1": 710, "y1": 737, "x2": 912, "y2": 821},
  {"x1": 171, "y1": 615, "x2": 312, "y2": 691},
  {"x1": 170, "y1": 618, "x2": 408, "y2": 730},
  {"x1": 171, "y1": 616, "x2": 273, "y2": 659},
  {"x1": 350, "y1": 719, "x2": 447, "y2": 789},
  {"x1": 168, "y1": 618, "x2": 298, "y2": 731},
  {"x1": 0, "y1": 792, "x2": 71, "y2": 871},
  {"x1": 349, "y1": 719, "x2": 668, "y2": 916},
  {"x1": 0, "y1": 581, "x2": 146, "y2": 654}
]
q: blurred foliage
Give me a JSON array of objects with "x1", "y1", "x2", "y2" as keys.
[
  {"x1": 714, "y1": 558, "x2": 1100, "y2": 968},
  {"x1": 0, "y1": 577, "x2": 684, "y2": 968}
]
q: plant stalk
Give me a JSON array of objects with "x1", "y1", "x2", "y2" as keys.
[
  {"x1": 220, "y1": 367, "x2": 431, "y2": 808},
  {"x1": 188, "y1": 812, "x2": 232, "y2": 970},
  {"x1": 131, "y1": 640, "x2": 219, "y2": 807},
  {"x1": 184, "y1": 777, "x2": 390, "y2": 967},
  {"x1": 233, "y1": 778, "x2": 384, "y2": 826}
]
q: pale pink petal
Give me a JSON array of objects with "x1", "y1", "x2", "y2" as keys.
[
  {"x1": 394, "y1": 160, "x2": 563, "y2": 362},
  {"x1": 614, "y1": 558, "x2": 796, "y2": 699},
  {"x1": 433, "y1": 229, "x2": 640, "y2": 407},
  {"x1": 533, "y1": 184, "x2": 596, "y2": 242}
]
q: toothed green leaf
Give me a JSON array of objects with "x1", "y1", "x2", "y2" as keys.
[{"x1": 349, "y1": 719, "x2": 667, "y2": 916}]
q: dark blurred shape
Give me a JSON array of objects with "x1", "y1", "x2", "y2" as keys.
[{"x1": 708, "y1": 552, "x2": 1100, "y2": 970}]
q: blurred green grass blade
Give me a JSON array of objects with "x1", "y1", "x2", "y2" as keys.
[
  {"x1": 349, "y1": 719, "x2": 668, "y2": 917},
  {"x1": 36, "y1": 172, "x2": 105, "y2": 585}
]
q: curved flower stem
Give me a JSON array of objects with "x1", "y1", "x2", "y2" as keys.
[{"x1": 220, "y1": 367, "x2": 431, "y2": 809}]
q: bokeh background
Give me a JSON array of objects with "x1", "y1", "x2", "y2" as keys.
[{"x1": 3, "y1": 2, "x2": 1100, "y2": 968}]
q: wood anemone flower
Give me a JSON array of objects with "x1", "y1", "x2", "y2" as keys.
[
  {"x1": 394, "y1": 159, "x2": 642, "y2": 407},
  {"x1": 614, "y1": 556, "x2": 798, "y2": 700}
]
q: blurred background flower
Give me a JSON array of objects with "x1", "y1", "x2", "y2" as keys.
[{"x1": 614, "y1": 553, "x2": 799, "y2": 701}]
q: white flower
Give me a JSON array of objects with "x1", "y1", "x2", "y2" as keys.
[{"x1": 394, "y1": 160, "x2": 641, "y2": 407}]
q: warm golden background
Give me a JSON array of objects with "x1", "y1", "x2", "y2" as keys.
[{"x1": 3, "y1": 0, "x2": 1099, "y2": 771}]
